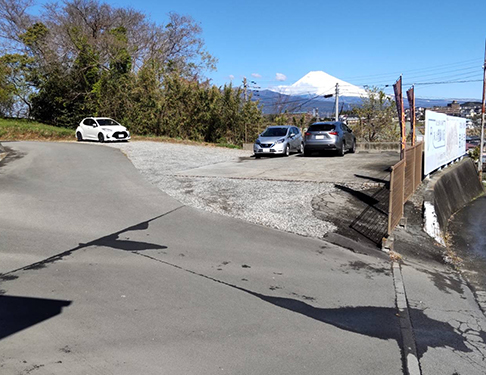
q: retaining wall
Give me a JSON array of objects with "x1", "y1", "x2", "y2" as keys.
[
  {"x1": 356, "y1": 142, "x2": 400, "y2": 152},
  {"x1": 423, "y1": 158, "x2": 484, "y2": 244},
  {"x1": 243, "y1": 142, "x2": 401, "y2": 152}
]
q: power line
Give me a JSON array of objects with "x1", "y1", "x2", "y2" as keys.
[{"x1": 341, "y1": 58, "x2": 482, "y2": 82}]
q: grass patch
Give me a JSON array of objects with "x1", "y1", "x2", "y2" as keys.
[
  {"x1": 216, "y1": 142, "x2": 242, "y2": 149},
  {"x1": 0, "y1": 118, "x2": 73, "y2": 141}
]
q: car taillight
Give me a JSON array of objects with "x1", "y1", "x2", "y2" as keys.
[
  {"x1": 329, "y1": 131, "x2": 338, "y2": 136},
  {"x1": 305, "y1": 132, "x2": 311, "y2": 136}
]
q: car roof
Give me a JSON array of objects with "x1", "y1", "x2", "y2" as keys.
[
  {"x1": 310, "y1": 121, "x2": 342, "y2": 125},
  {"x1": 266, "y1": 125, "x2": 292, "y2": 128},
  {"x1": 83, "y1": 117, "x2": 115, "y2": 120}
]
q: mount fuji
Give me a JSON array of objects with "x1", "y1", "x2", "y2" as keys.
[
  {"x1": 253, "y1": 71, "x2": 464, "y2": 114},
  {"x1": 271, "y1": 71, "x2": 367, "y2": 97}
]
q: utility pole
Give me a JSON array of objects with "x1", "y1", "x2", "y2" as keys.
[
  {"x1": 242, "y1": 77, "x2": 248, "y2": 143},
  {"x1": 242, "y1": 77, "x2": 248, "y2": 102},
  {"x1": 335, "y1": 83, "x2": 339, "y2": 121},
  {"x1": 479, "y1": 40, "x2": 486, "y2": 181},
  {"x1": 393, "y1": 75, "x2": 406, "y2": 160},
  {"x1": 407, "y1": 85, "x2": 416, "y2": 146}
]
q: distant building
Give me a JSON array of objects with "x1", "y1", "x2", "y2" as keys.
[{"x1": 431, "y1": 100, "x2": 461, "y2": 116}]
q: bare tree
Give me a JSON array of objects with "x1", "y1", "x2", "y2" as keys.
[{"x1": 0, "y1": 0, "x2": 34, "y2": 51}]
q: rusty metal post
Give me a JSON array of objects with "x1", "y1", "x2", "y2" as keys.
[{"x1": 480, "y1": 40, "x2": 486, "y2": 181}]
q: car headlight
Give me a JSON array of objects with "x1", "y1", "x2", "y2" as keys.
[
  {"x1": 102, "y1": 128, "x2": 113, "y2": 132},
  {"x1": 276, "y1": 138, "x2": 285, "y2": 144},
  {"x1": 255, "y1": 139, "x2": 261, "y2": 145}
]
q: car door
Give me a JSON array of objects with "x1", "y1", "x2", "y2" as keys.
[
  {"x1": 80, "y1": 119, "x2": 93, "y2": 139},
  {"x1": 290, "y1": 127, "x2": 299, "y2": 150},
  {"x1": 343, "y1": 124, "x2": 353, "y2": 148},
  {"x1": 295, "y1": 127, "x2": 303, "y2": 148},
  {"x1": 84, "y1": 119, "x2": 97, "y2": 140}
]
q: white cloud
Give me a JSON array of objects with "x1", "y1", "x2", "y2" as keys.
[
  {"x1": 251, "y1": 73, "x2": 262, "y2": 78},
  {"x1": 275, "y1": 73, "x2": 287, "y2": 81},
  {"x1": 229, "y1": 75, "x2": 235, "y2": 80}
]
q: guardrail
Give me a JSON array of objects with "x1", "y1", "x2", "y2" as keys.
[{"x1": 388, "y1": 142, "x2": 423, "y2": 235}]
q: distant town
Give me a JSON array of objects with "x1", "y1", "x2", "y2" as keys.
[{"x1": 406, "y1": 100, "x2": 482, "y2": 128}]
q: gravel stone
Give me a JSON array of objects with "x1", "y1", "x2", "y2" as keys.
[{"x1": 108, "y1": 141, "x2": 337, "y2": 238}]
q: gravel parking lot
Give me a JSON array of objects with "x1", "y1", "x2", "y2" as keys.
[{"x1": 108, "y1": 141, "x2": 398, "y2": 240}]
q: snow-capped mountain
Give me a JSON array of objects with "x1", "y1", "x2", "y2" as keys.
[{"x1": 271, "y1": 71, "x2": 367, "y2": 97}]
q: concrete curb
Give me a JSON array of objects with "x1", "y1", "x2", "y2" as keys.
[
  {"x1": 324, "y1": 232, "x2": 389, "y2": 260},
  {"x1": 475, "y1": 291, "x2": 486, "y2": 315},
  {"x1": 392, "y1": 262, "x2": 422, "y2": 375},
  {"x1": 0, "y1": 142, "x2": 7, "y2": 162}
]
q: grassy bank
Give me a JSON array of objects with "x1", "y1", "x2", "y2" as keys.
[
  {"x1": 0, "y1": 118, "x2": 243, "y2": 149},
  {"x1": 0, "y1": 118, "x2": 73, "y2": 141}
]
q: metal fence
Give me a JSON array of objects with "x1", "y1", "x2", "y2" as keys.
[
  {"x1": 404, "y1": 142, "x2": 424, "y2": 201},
  {"x1": 388, "y1": 158, "x2": 406, "y2": 235},
  {"x1": 387, "y1": 142, "x2": 423, "y2": 235}
]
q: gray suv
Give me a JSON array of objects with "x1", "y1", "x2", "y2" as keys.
[
  {"x1": 254, "y1": 125, "x2": 304, "y2": 158},
  {"x1": 303, "y1": 121, "x2": 356, "y2": 156}
]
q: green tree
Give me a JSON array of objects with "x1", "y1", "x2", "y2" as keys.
[{"x1": 353, "y1": 87, "x2": 398, "y2": 142}]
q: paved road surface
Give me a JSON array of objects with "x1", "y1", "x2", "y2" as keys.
[
  {"x1": 0, "y1": 142, "x2": 402, "y2": 374},
  {"x1": 175, "y1": 151, "x2": 398, "y2": 183}
]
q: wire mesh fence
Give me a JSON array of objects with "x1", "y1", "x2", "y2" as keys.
[{"x1": 387, "y1": 142, "x2": 423, "y2": 235}]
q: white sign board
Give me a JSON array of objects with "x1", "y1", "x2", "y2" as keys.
[{"x1": 424, "y1": 110, "x2": 466, "y2": 175}]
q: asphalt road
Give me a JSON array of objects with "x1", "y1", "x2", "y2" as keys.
[{"x1": 0, "y1": 142, "x2": 403, "y2": 374}]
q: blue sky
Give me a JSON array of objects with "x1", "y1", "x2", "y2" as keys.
[{"x1": 60, "y1": 0, "x2": 486, "y2": 99}]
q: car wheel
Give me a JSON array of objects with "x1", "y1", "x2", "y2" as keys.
[
  {"x1": 304, "y1": 147, "x2": 310, "y2": 157},
  {"x1": 350, "y1": 140, "x2": 356, "y2": 153},
  {"x1": 284, "y1": 144, "x2": 290, "y2": 157},
  {"x1": 299, "y1": 142, "x2": 304, "y2": 154},
  {"x1": 98, "y1": 133, "x2": 104, "y2": 143},
  {"x1": 338, "y1": 142, "x2": 345, "y2": 156},
  {"x1": 76, "y1": 132, "x2": 83, "y2": 142},
  {"x1": 255, "y1": 154, "x2": 261, "y2": 159}
]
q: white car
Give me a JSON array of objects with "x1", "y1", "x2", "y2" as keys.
[{"x1": 75, "y1": 117, "x2": 131, "y2": 142}]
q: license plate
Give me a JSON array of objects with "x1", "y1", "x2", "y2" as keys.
[
  {"x1": 263, "y1": 149, "x2": 270, "y2": 153},
  {"x1": 315, "y1": 135, "x2": 325, "y2": 139}
]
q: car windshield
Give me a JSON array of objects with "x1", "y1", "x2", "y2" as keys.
[
  {"x1": 309, "y1": 124, "x2": 335, "y2": 132},
  {"x1": 261, "y1": 127, "x2": 288, "y2": 137},
  {"x1": 97, "y1": 119, "x2": 119, "y2": 126}
]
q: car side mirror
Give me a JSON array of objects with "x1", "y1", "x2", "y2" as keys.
[{"x1": 290, "y1": 133, "x2": 295, "y2": 138}]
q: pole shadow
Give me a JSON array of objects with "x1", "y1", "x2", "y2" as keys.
[{"x1": 3, "y1": 207, "x2": 183, "y2": 274}]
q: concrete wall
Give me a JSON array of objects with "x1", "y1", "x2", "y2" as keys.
[
  {"x1": 243, "y1": 142, "x2": 400, "y2": 152},
  {"x1": 356, "y1": 142, "x2": 400, "y2": 152},
  {"x1": 423, "y1": 158, "x2": 484, "y2": 244}
]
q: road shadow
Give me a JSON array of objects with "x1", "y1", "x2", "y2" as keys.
[
  {"x1": 0, "y1": 146, "x2": 26, "y2": 167},
  {"x1": 0, "y1": 295, "x2": 71, "y2": 340},
  {"x1": 245, "y1": 289, "x2": 482, "y2": 360},
  {"x1": 335, "y1": 184, "x2": 380, "y2": 206},
  {"x1": 1, "y1": 207, "x2": 182, "y2": 274},
  {"x1": 135, "y1": 253, "x2": 486, "y2": 362},
  {"x1": 354, "y1": 174, "x2": 390, "y2": 187}
]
